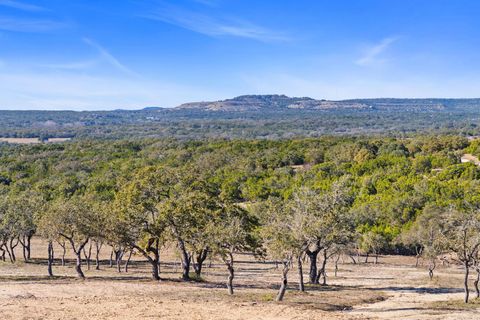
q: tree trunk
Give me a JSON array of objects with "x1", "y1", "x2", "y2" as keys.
[
  {"x1": 9, "y1": 237, "x2": 18, "y2": 262},
  {"x1": 227, "y1": 263, "x2": 234, "y2": 295},
  {"x1": 474, "y1": 269, "x2": 480, "y2": 299},
  {"x1": 151, "y1": 260, "x2": 159, "y2": 280},
  {"x1": 109, "y1": 248, "x2": 114, "y2": 268},
  {"x1": 22, "y1": 245, "x2": 27, "y2": 262},
  {"x1": 297, "y1": 255, "x2": 304, "y2": 292},
  {"x1": 95, "y1": 241, "x2": 102, "y2": 270},
  {"x1": 414, "y1": 246, "x2": 422, "y2": 267},
  {"x1": 47, "y1": 241, "x2": 54, "y2": 277},
  {"x1": 4, "y1": 243, "x2": 13, "y2": 263},
  {"x1": 348, "y1": 254, "x2": 356, "y2": 264},
  {"x1": 83, "y1": 241, "x2": 92, "y2": 270},
  {"x1": 56, "y1": 240, "x2": 66, "y2": 266},
  {"x1": 125, "y1": 250, "x2": 133, "y2": 273},
  {"x1": 193, "y1": 248, "x2": 208, "y2": 277},
  {"x1": 464, "y1": 262, "x2": 470, "y2": 303},
  {"x1": 19, "y1": 234, "x2": 33, "y2": 262},
  {"x1": 150, "y1": 239, "x2": 160, "y2": 280},
  {"x1": 21, "y1": 235, "x2": 28, "y2": 262},
  {"x1": 364, "y1": 253, "x2": 369, "y2": 264},
  {"x1": 428, "y1": 260, "x2": 436, "y2": 280},
  {"x1": 75, "y1": 251, "x2": 85, "y2": 279},
  {"x1": 375, "y1": 253, "x2": 379, "y2": 265},
  {"x1": 26, "y1": 234, "x2": 32, "y2": 260},
  {"x1": 116, "y1": 259, "x2": 122, "y2": 273},
  {"x1": 61, "y1": 245, "x2": 66, "y2": 266},
  {"x1": 276, "y1": 261, "x2": 290, "y2": 302},
  {"x1": 0, "y1": 246, "x2": 5, "y2": 262},
  {"x1": 133, "y1": 242, "x2": 160, "y2": 281},
  {"x1": 115, "y1": 249, "x2": 124, "y2": 273},
  {"x1": 317, "y1": 249, "x2": 328, "y2": 286},
  {"x1": 65, "y1": 237, "x2": 88, "y2": 279},
  {"x1": 177, "y1": 238, "x2": 191, "y2": 281},
  {"x1": 306, "y1": 249, "x2": 319, "y2": 284},
  {"x1": 334, "y1": 255, "x2": 340, "y2": 277},
  {"x1": 158, "y1": 251, "x2": 161, "y2": 276}
]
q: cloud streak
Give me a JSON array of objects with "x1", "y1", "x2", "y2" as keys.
[
  {"x1": 83, "y1": 37, "x2": 137, "y2": 76},
  {"x1": 0, "y1": 69, "x2": 216, "y2": 110},
  {"x1": 142, "y1": 4, "x2": 289, "y2": 42},
  {"x1": 39, "y1": 60, "x2": 99, "y2": 71},
  {"x1": 241, "y1": 70, "x2": 480, "y2": 101},
  {"x1": 355, "y1": 37, "x2": 398, "y2": 66},
  {"x1": 0, "y1": 16, "x2": 64, "y2": 32},
  {"x1": 0, "y1": 0, "x2": 46, "y2": 12}
]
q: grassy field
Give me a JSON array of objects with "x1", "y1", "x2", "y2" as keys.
[{"x1": 0, "y1": 238, "x2": 479, "y2": 319}]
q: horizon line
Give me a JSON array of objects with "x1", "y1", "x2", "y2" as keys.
[{"x1": 2, "y1": 95, "x2": 480, "y2": 112}]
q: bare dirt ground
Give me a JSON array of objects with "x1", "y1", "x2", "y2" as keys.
[
  {"x1": 0, "y1": 138, "x2": 41, "y2": 144},
  {"x1": 0, "y1": 137, "x2": 71, "y2": 144},
  {"x1": 1, "y1": 239, "x2": 479, "y2": 319}
]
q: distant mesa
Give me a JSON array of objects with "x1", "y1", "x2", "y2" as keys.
[
  {"x1": 174, "y1": 95, "x2": 464, "y2": 112},
  {"x1": 175, "y1": 94, "x2": 367, "y2": 111}
]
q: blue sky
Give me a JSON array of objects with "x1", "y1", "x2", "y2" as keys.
[{"x1": 1, "y1": 0, "x2": 480, "y2": 110}]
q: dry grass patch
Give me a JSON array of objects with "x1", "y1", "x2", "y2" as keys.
[
  {"x1": 224, "y1": 285, "x2": 387, "y2": 312},
  {"x1": 429, "y1": 298, "x2": 480, "y2": 311}
]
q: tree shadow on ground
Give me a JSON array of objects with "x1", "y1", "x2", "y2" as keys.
[{"x1": 366, "y1": 286, "x2": 463, "y2": 294}]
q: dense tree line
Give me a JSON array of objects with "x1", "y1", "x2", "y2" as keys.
[
  {"x1": 2, "y1": 135, "x2": 480, "y2": 302},
  {"x1": 1, "y1": 107, "x2": 480, "y2": 140}
]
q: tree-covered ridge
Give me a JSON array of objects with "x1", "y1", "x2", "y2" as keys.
[
  {"x1": 0, "y1": 135, "x2": 474, "y2": 232},
  {"x1": 2, "y1": 96, "x2": 480, "y2": 140},
  {"x1": 2, "y1": 135, "x2": 480, "y2": 302},
  {"x1": 179, "y1": 96, "x2": 480, "y2": 112}
]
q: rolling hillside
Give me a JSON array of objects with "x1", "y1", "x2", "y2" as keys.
[{"x1": 1, "y1": 95, "x2": 480, "y2": 140}]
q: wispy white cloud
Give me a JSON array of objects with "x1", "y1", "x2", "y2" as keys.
[
  {"x1": 355, "y1": 37, "x2": 398, "y2": 66},
  {"x1": 0, "y1": 69, "x2": 216, "y2": 110},
  {"x1": 240, "y1": 68, "x2": 480, "y2": 101},
  {"x1": 0, "y1": 16, "x2": 64, "y2": 32},
  {"x1": 82, "y1": 37, "x2": 137, "y2": 76},
  {"x1": 0, "y1": 0, "x2": 46, "y2": 12},
  {"x1": 37, "y1": 38, "x2": 137, "y2": 75},
  {"x1": 39, "y1": 60, "x2": 99, "y2": 70},
  {"x1": 142, "y1": 4, "x2": 289, "y2": 42}
]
